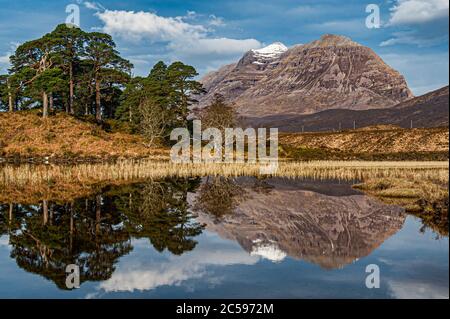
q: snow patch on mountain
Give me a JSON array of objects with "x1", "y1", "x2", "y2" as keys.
[
  {"x1": 250, "y1": 240, "x2": 287, "y2": 262},
  {"x1": 251, "y1": 42, "x2": 288, "y2": 59}
]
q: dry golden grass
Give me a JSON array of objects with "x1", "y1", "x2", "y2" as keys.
[
  {"x1": 279, "y1": 126, "x2": 449, "y2": 154},
  {"x1": 354, "y1": 177, "x2": 448, "y2": 202},
  {"x1": 1, "y1": 160, "x2": 448, "y2": 187},
  {"x1": 0, "y1": 111, "x2": 168, "y2": 159},
  {"x1": 0, "y1": 160, "x2": 448, "y2": 216}
]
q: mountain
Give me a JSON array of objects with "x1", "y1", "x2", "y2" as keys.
[
  {"x1": 198, "y1": 34, "x2": 414, "y2": 117},
  {"x1": 247, "y1": 86, "x2": 449, "y2": 132},
  {"x1": 191, "y1": 177, "x2": 405, "y2": 269},
  {"x1": 199, "y1": 42, "x2": 288, "y2": 109}
]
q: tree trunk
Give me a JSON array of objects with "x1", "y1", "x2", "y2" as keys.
[
  {"x1": 49, "y1": 93, "x2": 54, "y2": 112},
  {"x1": 95, "y1": 195, "x2": 101, "y2": 234},
  {"x1": 86, "y1": 83, "x2": 93, "y2": 116},
  {"x1": 95, "y1": 79, "x2": 101, "y2": 122},
  {"x1": 42, "y1": 91, "x2": 48, "y2": 118},
  {"x1": 8, "y1": 203, "x2": 13, "y2": 225},
  {"x1": 49, "y1": 204, "x2": 53, "y2": 226},
  {"x1": 69, "y1": 204, "x2": 74, "y2": 252},
  {"x1": 43, "y1": 200, "x2": 48, "y2": 225},
  {"x1": 7, "y1": 80, "x2": 13, "y2": 112},
  {"x1": 69, "y1": 63, "x2": 74, "y2": 114}
]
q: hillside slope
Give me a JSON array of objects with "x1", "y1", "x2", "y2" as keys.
[
  {"x1": 279, "y1": 126, "x2": 449, "y2": 160},
  {"x1": 247, "y1": 86, "x2": 449, "y2": 132},
  {"x1": 0, "y1": 112, "x2": 166, "y2": 161}
]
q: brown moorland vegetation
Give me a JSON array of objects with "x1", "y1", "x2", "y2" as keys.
[
  {"x1": 1, "y1": 111, "x2": 448, "y2": 162},
  {"x1": 0, "y1": 111, "x2": 168, "y2": 161},
  {"x1": 279, "y1": 125, "x2": 449, "y2": 160}
]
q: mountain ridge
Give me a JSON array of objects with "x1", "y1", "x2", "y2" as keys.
[{"x1": 198, "y1": 34, "x2": 414, "y2": 117}]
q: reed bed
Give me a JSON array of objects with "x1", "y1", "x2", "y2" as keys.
[{"x1": 0, "y1": 160, "x2": 448, "y2": 187}]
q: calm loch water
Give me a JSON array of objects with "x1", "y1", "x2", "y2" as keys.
[{"x1": 0, "y1": 177, "x2": 448, "y2": 299}]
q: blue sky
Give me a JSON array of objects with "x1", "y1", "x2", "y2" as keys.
[{"x1": 0, "y1": 0, "x2": 448, "y2": 95}]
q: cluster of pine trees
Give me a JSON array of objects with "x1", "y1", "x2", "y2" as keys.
[{"x1": 0, "y1": 24, "x2": 203, "y2": 136}]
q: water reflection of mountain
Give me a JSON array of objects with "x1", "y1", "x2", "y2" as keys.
[
  {"x1": 191, "y1": 177, "x2": 406, "y2": 269},
  {"x1": 0, "y1": 179, "x2": 204, "y2": 289}
]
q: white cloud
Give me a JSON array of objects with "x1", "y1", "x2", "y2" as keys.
[
  {"x1": 388, "y1": 280, "x2": 449, "y2": 299},
  {"x1": 0, "y1": 54, "x2": 10, "y2": 73},
  {"x1": 0, "y1": 53, "x2": 9, "y2": 63},
  {"x1": 0, "y1": 236, "x2": 9, "y2": 247},
  {"x1": 97, "y1": 237, "x2": 259, "y2": 293},
  {"x1": 380, "y1": 30, "x2": 448, "y2": 47},
  {"x1": 84, "y1": 1, "x2": 105, "y2": 12},
  {"x1": 168, "y1": 37, "x2": 261, "y2": 56},
  {"x1": 185, "y1": 11, "x2": 198, "y2": 19},
  {"x1": 0, "y1": 53, "x2": 9, "y2": 64},
  {"x1": 388, "y1": 0, "x2": 449, "y2": 26},
  {"x1": 208, "y1": 14, "x2": 226, "y2": 27},
  {"x1": 96, "y1": 10, "x2": 207, "y2": 42},
  {"x1": 95, "y1": 9, "x2": 261, "y2": 73},
  {"x1": 381, "y1": 0, "x2": 449, "y2": 47},
  {"x1": 0, "y1": 42, "x2": 19, "y2": 73}
]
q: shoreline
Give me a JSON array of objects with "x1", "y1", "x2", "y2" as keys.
[{"x1": 0, "y1": 159, "x2": 447, "y2": 201}]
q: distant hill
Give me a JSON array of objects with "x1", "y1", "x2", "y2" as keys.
[{"x1": 245, "y1": 86, "x2": 449, "y2": 132}]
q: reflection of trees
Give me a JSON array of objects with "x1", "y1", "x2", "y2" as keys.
[
  {"x1": 0, "y1": 178, "x2": 204, "y2": 289},
  {"x1": 0, "y1": 204, "x2": 13, "y2": 236},
  {"x1": 193, "y1": 177, "x2": 246, "y2": 219},
  {"x1": 415, "y1": 196, "x2": 449, "y2": 237},
  {"x1": 114, "y1": 178, "x2": 205, "y2": 255},
  {"x1": 0, "y1": 200, "x2": 132, "y2": 289}
]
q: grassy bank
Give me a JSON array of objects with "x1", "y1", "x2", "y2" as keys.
[
  {"x1": 354, "y1": 177, "x2": 448, "y2": 236},
  {"x1": 0, "y1": 111, "x2": 167, "y2": 161},
  {"x1": 1, "y1": 160, "x2": 447, "y2": 185},
  {"x1": 0, "y1": 160, "x2": 447, "y2": 202}
]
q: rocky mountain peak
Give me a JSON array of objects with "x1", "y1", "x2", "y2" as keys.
[
  {"x1": 306, "y1": 34, "x2": 361, "y2": 48},
  {"x1": 199, "y1": 34, "x2": 414, "y2": 118}
]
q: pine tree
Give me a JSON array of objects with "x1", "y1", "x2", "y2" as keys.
[
  {"x1": 166, "y1": 62, "x2": 204, "y2": 128},
  {"x1": 85, "y1": 32, "x2": 132, "y2": 121}
]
